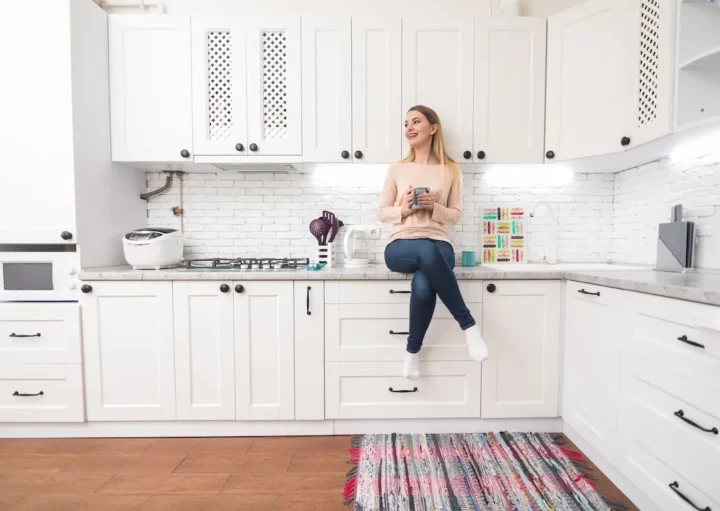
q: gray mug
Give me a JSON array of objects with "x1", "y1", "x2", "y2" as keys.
[{"x1": 411, "y1": 187, "x2": 428, "y2": 210}]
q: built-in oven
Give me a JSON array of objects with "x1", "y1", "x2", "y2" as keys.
[{"x1": 0, "y1": 245, "x2": 80, "y2": 302}]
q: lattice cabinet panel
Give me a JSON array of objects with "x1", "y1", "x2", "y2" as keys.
[{"x1": 638, "y1": 0, "x2": 660, "y2": 127}]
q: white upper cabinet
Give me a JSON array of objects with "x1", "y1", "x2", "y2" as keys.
[
  {"x1": 191, "y1": 19, "x2": 247, "y2": 156},
  {"x1": 245, "y1": 17, "x2": 302, "y2": 156},
  {"x1": 402, "y1": 18, "x2": 475, "y2": 162},
  {"x1": 109, "y1": 15, "x2": 193, "y2": 162},
  {"x1": 352, "y1": 17, "x2": 402, "y2": 163},
  {"x1": 474, "y1": 17, "x2": 547, "y2": 163},
  {"x1": 545, "y1": 0, "x2": 632, "y2": 162},
  {"x1": 301, "y1": 17, "x2": 352, "y2": 163}
]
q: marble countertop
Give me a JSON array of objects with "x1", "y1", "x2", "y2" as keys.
[{"x1": 80, "y1": 263, "x2": 720, "y2": 307}]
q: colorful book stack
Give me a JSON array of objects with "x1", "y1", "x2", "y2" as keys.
[{"x1": 482, "y1": 207, "x2": 525, "y2": 264}]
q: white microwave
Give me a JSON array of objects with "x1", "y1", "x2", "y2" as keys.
[{"x1": 0, "y1": 246, "x2": 80, "y2": 302}]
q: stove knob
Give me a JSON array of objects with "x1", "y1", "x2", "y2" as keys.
[{"x1": 235, "y1": 284, "x2": 245, "y2": 294}]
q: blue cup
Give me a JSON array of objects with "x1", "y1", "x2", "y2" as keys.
[{"x1": 461, "y1": 251, "x2": 476, "y2": 267}]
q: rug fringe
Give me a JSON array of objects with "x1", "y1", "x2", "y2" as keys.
[{"x1": 344, "y1": 435, "x2": 363, "y2": 507}]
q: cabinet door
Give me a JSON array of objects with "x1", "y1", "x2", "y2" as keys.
[
  {"x1": 191, "y1": 18, "x2": 247, "y2": 156},
  {"x1": 82, "y1": 282, "x2": 176, "y2": 421},
  {"x1": 402, "y1": 18, "x2": 474, "y2": 162},
  {"x1": 474, "y1": 17, "x2": 547, "y2": 163},
  {"x1": 624, "y1": 0, "x2": 676, "y2": 148},
  {"x1": 545, "y1": 0, "x2": 632, "y2": 162},
  {"x1": 173, "y1": 282, "x2": 235, "y2": 421},
  {"x1": 294, "y1": 282, "x2": 324, "y2": 421},
  {"x1": 482, "y1": 280, "x2": 561, "y2": 418},
  {"x1": 234, "y1": 282, "x2": 294, "y2": 420},
  {"x1": 246, "y1": 17, "x2": 301, "y2": 156},
  {"x1": 109, "y1": 15, "x2": 193, "y2": 162},
  {"x1": 352, "y1": 17, "x2": 402, "y2": 163},
  {"x1": 564, "y1": 281, "x2": 623, "y2": 465},
  {"x1": 301, "y1": 17, "x2": 352, "y2": 163}
]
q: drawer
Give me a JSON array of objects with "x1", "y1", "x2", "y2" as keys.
[
  {"x1": 325, "y1": 303, "x2": 482, "y2": 361},
  {"x1": 0, "y1": 364, "x2": 85, "y2": 422},
  {"x1": 0, "y1": 303, "x2": 82, "y2": 364},
  {"x1": 325, "y1": 281, "x2": 484, "y2": 304},
  {"x1": 565, "y1": 280, "x2": 622, "y2": 308},
  {"x1": 325, "y1": 361, "x2": 481, "y2": 419},
  {"x1": 619, "y1": 356, "x2": 720, "y2": 505}
]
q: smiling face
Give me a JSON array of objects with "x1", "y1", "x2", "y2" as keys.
[{"x1": 404, "y1": 110, "x2": 437, "y2": 149}]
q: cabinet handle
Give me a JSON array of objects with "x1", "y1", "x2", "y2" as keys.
[
  {"x1": 249, "y1": 143, "x2": 258, "y2": 152},
  {"x1": 220, "y1": 284, "x2": 230, "y2": 293},
  {"x1": 389, "y1": 290, "x2": 410, "y2": 294},
  {"x1": 306, "y1": 286, "x2": 311, "y2": 315},
  {"x1": 235, "y1": 284, "x2": 245, "y2": 294},
  {"x1": 81, "y1": 284, "x2": 92, "y2": 294},
  {"x1": 463, "y1": 151, "x2": 471, "y2": 160},
  {"x1": 621, "y1": 136, "x2": 631, "y2": 147},
  {"x1": 13, "y1": 391, "x2": 44, "y2": 397},
  {"x1": 61, "y1": 231, "x2": 73, "y2": 241},
  {"x1": 388, "y1": 387, "x2": 418, "y2": 393},
  {"x1": 677, "y1": 335, "x2": 705, "y2": 349},
  {"x1": 669, "y1": 482, "x2": 711, "y2": 511},
  {"x1": 487, "y1": 283, "x2": 496, "y2": 293},
  {"x1": 235, "y1": 143, "x2": 244, "y2": 152},
  {"x1": 389, "y1": 330, "x2": 409, "y2": 335},
  {"x1": 341, "y1": 150, "x2": 350, "y2": 159},
  {"x1": 180, "y1": 149, "x2": 190, "y2": 158},
  {"x1": 9, "y1": 333, "x2": 41, "y2": 338},
  {"x1": 546, "y1": 150, "x2": 555, "y2": 159},
  {"x1": 578, "y1": 289, "x2": 601, "y2": 296},
  {"x1": 354, "y1": 150, "x2": 363, "y2": 159},
  {"x1": 674, "y1": 410, "x2": 718, "y2": 434},
  {"x1": 477, "y1": 151, "x2": 486, "y2": 160}
]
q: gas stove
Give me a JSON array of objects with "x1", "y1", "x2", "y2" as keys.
[{"x1": 182, "y1": 257, "x2": 309, "y2": 272}]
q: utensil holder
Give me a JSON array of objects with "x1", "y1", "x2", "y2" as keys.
[{"x1": 317, "y1": 243, "x2": 335, "y2": 268}]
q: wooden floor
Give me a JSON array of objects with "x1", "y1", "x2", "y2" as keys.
[{"x1": 0, "y1": 435, "x2": 636, "y2": 510}]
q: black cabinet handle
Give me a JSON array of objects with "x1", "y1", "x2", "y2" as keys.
[
  {"x1": 546, "y1": 150, "x2": 555, "y2": 159},
  {"x1": 220, "y1": 284, "x2": 230, "y2": 293},
  {"x1": 477, "y1": 151, "x2": 486, "y2": 160},
  {"x1": 341, "y1": 150, "x2": 350, "y2": 159},
  {"x1": 389, "y1": 290, "x2": 410, "y2": 294},
  {"x1": 389, "y1": 387, "x2": 418, "y2": 393},
  {"x1": 389, "y1": 330, "x2": 409, "y2": 335},
  {"x1": 621, "y1": 136, "x2": 631, "y2": 147},
  {"x1": 578, "y1": 289, "x2": 601, "y2": 296},
  {"x1": 463, "y1": 151, "x2": 471, "y2": 160},
  {"x1": 669, "y1": 482, "x2": 710, "y2": 511},
  {"x1": 9, "y1": 333, "x2": 41, "y2": 338},
  {"x1": 487, "y1": 283, "x2": 496, "y2": 293},
  {"x1": 81, "y1": 284, "x2": 92, "y2": 294},
  {"x1": 249, "y1": 143, "x2": 258, "y2": 152},
  {"x1": 354, "y1": 150, "x2": 363, "y2": 159},
  {"x1": 61, "y1": 231, "x2": 73, "y2": 241},
  {"x1": 13, "y1": 391, "x2": 44, "y2": 397},
  {"x1": 674, "y1": 410, "x2": 718, "y2": 434},
  {"x1": 306, "y1": 286, "x2": 311, "y2": 316},
  {"x1": 235, "y1": 284, "x2": 245, "y2": 294},
  {"x1": 180, "y1": 149, "x2": 190, "y2": 158},
  {"x1": 677, "y1": 335, "x2": 705, "y2": 349},
  {"x1": 235, "y1": 143, "x2": 244, "y2": 152}
]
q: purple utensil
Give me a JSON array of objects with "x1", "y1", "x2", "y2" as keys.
[{"x1": 309, "y1": 218, "x2": 328, "y2": 245}]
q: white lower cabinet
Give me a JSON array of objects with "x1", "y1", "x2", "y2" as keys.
[
  {"x1": 481, "y1": 280, "x2": 561, "y2": 418},
  {"x1": 564, "y1": 281, "x2": 623, "y2": 465},
  {"x1": 82, "y1": 281, "x2": 176, "y2": 421},
  {"x1": 325, "y1": 361, "x2": 481, "y2": 419},
  {"x1": 294, "y1": 282, "x2": 325, "y2": 421}
]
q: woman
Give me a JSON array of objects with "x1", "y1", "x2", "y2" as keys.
[{"x1": 378, "y1": 105, "x2": 488, "y2": 381}]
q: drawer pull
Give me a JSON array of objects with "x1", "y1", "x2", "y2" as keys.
[
  {"x1": 389, "y1": 330, "x2": 409, "y2": 336},
  {"x1": 578, "y1": 289, "x2": 600, "y2": 296},
  {"x1": 677, "y1": 335, "x2": 705, "y2": 349},
  {"x1": 12, "y1": 391, "x2": 44, "y2": 397},
  {"x1": 389, "y1": 387, "x2": 418, "y2": 393},
  {"x1": 306, "y1": 286, "x2": 311, "y2": 316},
  {"x1": 669, "y1": 481, "x2": 711, "y2": 511},
  {"x1": 674, "y1": 410, "x2": 719, "y2": 435},
  {"x1": 389, "y1": 290, "x2": 411, "y2": 294},
  {"x1": 9, "y1": 333, "x2": 41, "y2": 338}
]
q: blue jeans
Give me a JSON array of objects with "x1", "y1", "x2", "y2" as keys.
[{"x1": 384, "y1": 239, "x2": 476, "y2": 354}]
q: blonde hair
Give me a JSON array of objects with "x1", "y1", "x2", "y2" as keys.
[{"x1": 401, "y1": 105, "x2": 460, "y2": 186}]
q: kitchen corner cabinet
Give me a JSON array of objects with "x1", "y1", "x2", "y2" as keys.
[
  {"x1": 564, "y1": 281, "x2": 623, "y2": 465},
  {"x1": 81, "y1": 282, "x2": 176, "y2": 421},
  {"x1": 109, "y1": 15, "x2": 193, "y2": 163},
  {"x1": 481, "y1": 280, "x2": 561, "y2": 418},
  {"x1": 173, "y1": 282, "x2": 235, "y2": 421}
]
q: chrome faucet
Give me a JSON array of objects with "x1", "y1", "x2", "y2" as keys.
[{"x1": 529, "y1": 200, "x2": 557, "y2": 265}]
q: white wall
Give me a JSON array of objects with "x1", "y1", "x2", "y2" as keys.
[{"x1": 525, "y1": 0, "x2": 586, "y2": 16}]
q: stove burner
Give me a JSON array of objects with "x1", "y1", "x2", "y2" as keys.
[{"x1": 184, "y1": 257, "x2": 310, "y2": 271}]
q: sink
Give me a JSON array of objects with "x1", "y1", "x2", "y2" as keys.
[{"x1": 480, "y1": 263, "x2": 642, "y2": 271}]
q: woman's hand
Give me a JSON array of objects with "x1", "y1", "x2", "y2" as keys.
[
  {"x1": 417, "y1": 189, "x2": 440, "y2": 212},
  {"x1": 400, "y1": 185, "x2": 415, "y2": 219}
]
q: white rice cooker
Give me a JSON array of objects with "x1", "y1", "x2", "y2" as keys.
[{"x1": 123, "y1": 228, "x2": 184, "y2": 270}]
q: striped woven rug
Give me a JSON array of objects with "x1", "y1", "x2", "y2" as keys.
[{"x1": 344, "y1": 433, "x2": 624, "y2": 511}]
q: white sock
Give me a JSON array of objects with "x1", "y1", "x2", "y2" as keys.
[
  {"x1": 465, "y1": 325, "x2": 489, "y2": 362},
  {"x1": 402, "y1": 352, "x2": 420, "y2": 381}
]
